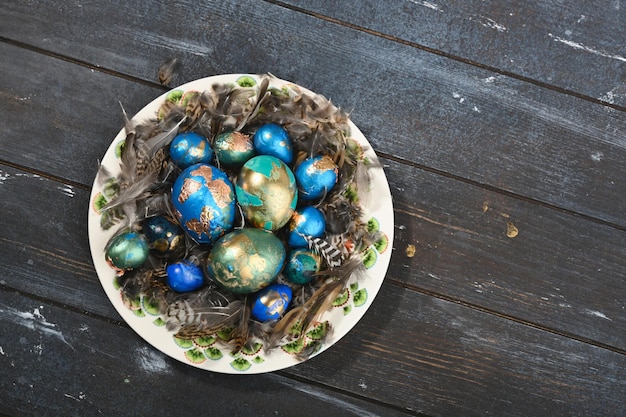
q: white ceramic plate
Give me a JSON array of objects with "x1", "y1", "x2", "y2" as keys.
[{"x1": 88, "y1": 74, "x2": 393, "y2": 373}]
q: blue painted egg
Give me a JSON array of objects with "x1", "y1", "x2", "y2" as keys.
[
  {"x1": 213, "y1": 131, "x2": 255, "y2": 167},
  {"x1": 171, "y1": 163, "x2": 236, "y2": 244},
  {"x1": 253, "y1": 123, "x2": 293, "y2": 164},
  {"x1": 295, "y1": 155, "x2": 338, "y2": 200},
  {"x1": 251, "y1": 283, "x2": 293, "y2": 322},
  {"x1": 205, "y1": 228, "x2": 286, "y2": 294},
  {"x1": 235, "y1": 155, "x2": 298, "y2": 231},
  {"x1": 142, "y1": 216, "x2": 185, "y2": 258},
  {"x1": 170, "y1": 132, "x2": 213, "y2": 169},
  {"x1": 287, "y1": 206, "x2": 326, "y2": 248},
  {"x1": 105, "y1": 232, "x2": 149, "y2": 270},
  {"x1": 284, "y1": 249, "x2": 321, "y2": 285},
  {"x1": 166, "y1": 260, "x2": 205, "y2": 292}
]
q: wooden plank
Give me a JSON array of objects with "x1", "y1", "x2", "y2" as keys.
[
  {"x1": 384, "y1": 158, "x2": 626, "y2": 351},
  {"x1": 0, "y1": 2, "x2": 624, "y2": 227},
  {"x1": 0, "y1": 288, "x2": 414, "y2": 417},
  {"x1": 1, "y1": 273, "x2": 624, "y2": 416},
  {"x1": 277, "y1": 0, "x2": 626, "y2": 108},
  {"x1": 1, "y1": 149, "x2": 624, "y2": 351}
]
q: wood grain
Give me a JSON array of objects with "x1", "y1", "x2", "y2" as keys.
[
  {"x1": 0, "y1": 164, "x2": 624, "y2": 415},
  {"x1": 276, "y1": 0, "x2": 626, "y2": 107},
  {"x1": 1, "y1": 1, "x2": 624, "y2": 227},
  {"x1": 0, "y1": 288, "x2": 415, "y2": 417}
]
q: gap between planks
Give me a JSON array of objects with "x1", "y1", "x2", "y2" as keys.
[{"x1": 262, "y1": 0, "x2": 626, "y2": 113}]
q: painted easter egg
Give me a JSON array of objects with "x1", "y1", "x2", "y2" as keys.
[
  {"x1": 251, "y1": 283, "x2": 293, "y2": 322},
  {"x1": 287, "y1": 205, "x2": 326, "y2": 248},
  {"x1": 142, "y1": 216, "x2": 185, "y2": 258},
  {"x1": 213, "y1": 131, "x2": 255, "y2": 167},
  {"x1": 204, "y1": 228, "x2": 286, "y2": 294},
  {"x1": 105, "y1": 232, "x2": 149, "y2": 270},
  {"x1": 170, "y1": 132, "x2": 213, "y2": 169},
  {"x1": 171, "y1": 163, "x2": 236, "y2": 244},
  {"x1": 253, "y1": 123, "x2": 293, "y2": 164},
  {"x1": 235, "y1": 155, "x2": 298, "y2": 231},
  {"x1": 283, "y1": 249, "x2": 321, "y2": 285},
  {"x1": 166, "y1": 260, "x2": 205, "y2": 293},
  {"x1": 294, "y1": 155, "x2": 338, "y2": 200}
]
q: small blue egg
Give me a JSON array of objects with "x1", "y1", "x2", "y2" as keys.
[
  {"x1": 169, "y1": 132, "x2": 213, "y2": 169},
  {"x1": 142, "y1": 216, "x2": 185, "y2": 258},
  {"x1": 253, "y1": 123, "x2": 293, "y2": 164},
  {"x1": 166, "y1": 260, "x2": 205, "y2": 292},
  {"x1": 105, "y1": 232, "x2": 149, "y2": 270},
  {"x1": 287, "y1": 206, "x2": 326, "y2": 248},
  {"x1": 295, "y1": 155, "x2": 338, "y2": 200},
  {"x1": 251, "y1": 283, "x2": 293, "y2": 322},
  {"x1": 284, "y1": 249, "x2": 321, "y2": 285}
]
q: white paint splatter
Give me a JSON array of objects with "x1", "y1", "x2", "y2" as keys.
[
  {"x1": 406, "y1": 0, "x2": 443, "y2": 12},
  {"x1": 483, "y1": 76, "x2": 496, "y2": 83},
  {"x1": 548, "y1": 33, "x2": 626, "y2": 63},
  {"x1": 268, "y1": 373, "x2": 383, "y2": 417},
  {"x1": 583, "y1": 309, "x2": 612, "y2": 321},
  {"x1": 0, "y1": 346, "x2": 5, "y2": 355},
  {"x1": 577, "y1": 15, "x2": 587, "y2": 24},
  {"x1": 0, "y1": 305, "x2": 74, "y2": 349},
  {"x1": 473, "y1": 106, "x2": 481, "y2": 113},
  {"x1": 472, "y1": 16, "x2": 508, "y2": 32},
  {"x1": 135, "y1": 346, "x2": 171, "y2": 374},
  {"x1": 64, "y1": 392, "x2": 86, "y2": 401},
  {"x1": 591, "y1": 151, "x2": 604, "y2": 162},
  {"x1": 358, "y1": 379, "x2": 368, "y2": 389},
  {"x1": 57, "y1": 185, "x2": 75, "y2": 198}
]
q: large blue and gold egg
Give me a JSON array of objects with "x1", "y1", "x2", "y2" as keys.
[
  {"x1": 171, "y1": 163, "x2": 236, "y2": 244},
  {"x1": 169, "y1": 132, "x2": 213, "y2": 169},
  {"x1": 287, "y1": 205, "x2": 326, "y2": 248},
  {"x1": 166, "y1": 260, "x2": 205, "y2": 293},
  {"x1": 235, "y1": 155, "x2": 298, "y2": 231},
  {"x1": 251, "y1": 283, "x2": 293, "y2": 322},
  {"x1": 284, "y1": 249, "x2": 321, "y2": 285},
  {"x1": 213, "y1": 131, "x2": 255, "y2": 167},
  {"x1": 295, "y1": 155, "x2": 338, "y2": 200},
  {"x1": 142, "y1": 216, "x2": 185, "y2": 258},
  {"x1": 253, "y1": 123, "x2": 293, "y2": 164},
  {"x1": 204, "y1": 228, "x2": 286, "y2": 294},
  {"x1": 105, "y1": 231, "x2": 149, "y2": 271}
]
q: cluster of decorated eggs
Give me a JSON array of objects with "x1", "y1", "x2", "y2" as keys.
[{"x1": 106, "y1": 122, "x2": 339, "y2": 322}]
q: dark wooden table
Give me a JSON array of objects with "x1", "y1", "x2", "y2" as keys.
[{"x1": 1, "y1": 1, "x2": 625, "y2": 416}]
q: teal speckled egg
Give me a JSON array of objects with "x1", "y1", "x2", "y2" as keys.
[
  {"x1": 105, "y1": 232, "x2": 149, "y2": 270},
  {"x1": 284, "y1": 249, "x2": 321, "y2": 285},
  {"x1": 235, "y1": 155, "x2": 298, "y2": 231},
  {"x1": 213, "y1": 131, "x2": 255, "y2": 167},
  {"x1": 204, "y1": 228, "x2": 286, "y2": 294}
]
